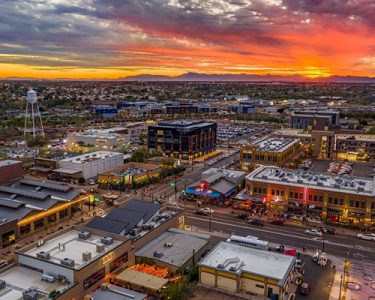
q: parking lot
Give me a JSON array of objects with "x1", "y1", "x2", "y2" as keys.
[
  {"x1": 217, "y1": 125, "x2": 269, "y2": 143},
  {"x1": 308, "y1": 160, "x2": 374, "y2": 178}
]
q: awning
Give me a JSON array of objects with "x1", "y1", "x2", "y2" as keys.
[
  {"x1": 53, "y1": 168, "x2": 81, "y2": 175},
  {"x1": 116, "y1": 268, "x2": 168, "y2": 291},
  {"x1": 30, "y1": 166, "x2": 53, "y2": 173}
]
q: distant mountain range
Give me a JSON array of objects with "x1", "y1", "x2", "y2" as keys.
[{"x1": 119, "y1": 72, "x2": 375, "y2": 83}]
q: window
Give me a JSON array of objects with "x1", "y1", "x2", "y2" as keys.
[
  {"x1": 309, "y1": 195, "x2": 312, "y2": 201},
  {"x1": 299, "y1": 193, "x2": 303, "y2": 199},
  {"x1": 339, "y1": 199, "x2": 344, "y2": 206},
  {"x1": 349, "y1": 200, "x2": 354, "y2": 207},
  {"x1": 256, "y1": 284, "x2": 265, "y2": 289},
  {"x1": 271, "y1": 189, "x2": 275, "y2": 196},
  {"x1": 294, "y1": 192, "x2": 298, "y2": 199},
  {"x1": 314, "y1": 195, "x2": 318, "y2": 202},
  {"x1": 48, "y1": 214, "x2": 57, "y2": 224},
  {"x1": 59, "y1": 209, "x2": 69, "y2": 220},
  {"x1": 328, "y1": 197, "x2": 333, "y2": 204},
  {"x1": 319, "y1": 196, "x2": 323, "y2": 202},
  {"x1": 289, "y1": 192, "x2": 293, "y2": 198},
  {"x1": 355, "y1": 201, "x2": 360, "y2": 208},
  {"x1": 20, "y1": 224, "x2": 31, "y2": 236},
  {"x1": 281, "y1": 191, "x2": 284, "y2": 197},
  {"x1": 34, "y1": 219, "x2": 44, "y2": 230},
  {"x1": 372, "y1": 202, "x2": 374, "y2": 209},
  {"x1": 360, "y1": 202, "x2": 366, "y2": 209},
  {"x1": 254, "y1": 187, "x2": 258, "y2": 193},
  {"x1": 276, "y1": 190, "x2": 280, "y2": 196},
  {"x1": 263, "y1": 188, "x2": 267, "y2": 194}
]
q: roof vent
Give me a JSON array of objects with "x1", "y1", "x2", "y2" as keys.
[
  {"x1": 78, "y1": 231, "x2": 91, "y2": 240},
  {"x1": 101, "y1": 237, "x2": 113, "y2": 245},
  {"x1": 96, "y1": 243, "x2": 105, "y2": 253},
  {"x1": 82, "y1": 251, "x2": 92, "y2": 262},
  {"x1": 36, "y1": 251, "x2": 50, "y2": 260},
  {"x1": 22, "y1": 289, "x2": 39, "y2": 300},
  {"x1": 60, "y1": 258, "x2": 75, "y2": 267},
  {"x1": 153, "y1": 251, "x2": 163, "y2": 258}
]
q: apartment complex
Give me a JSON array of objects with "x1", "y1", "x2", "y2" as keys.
[
  {"x1": 148, "y1": 120, "x2": 217, "y2": 162},
  {"x1": 240, "y1": 137, "x2": 300, "y2": 168},
  {"x1": 246, "y1": 166, "x2": 375, "y2": 225}
]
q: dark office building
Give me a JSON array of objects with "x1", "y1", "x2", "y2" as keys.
[
  {"x1": 148, "y1": 120, "x2": 217, "y2": 162},
  {"x1": 290, "y1": 110, "x2": 340, "y2": 131}
]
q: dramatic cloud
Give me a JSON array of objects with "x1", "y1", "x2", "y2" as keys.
[{"x1": 0, "y1": 0, "x2": 374, "y2": 78}]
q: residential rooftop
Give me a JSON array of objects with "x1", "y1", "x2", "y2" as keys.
[
  {"x1": 135, "y1": 228, "x2": 210, "y2": 267},
  {"x1": 251, "y1": 137, "x2": 299, "y2": 153},
  {"x1": 0, "y1": 267, "x2": 70, "y2": 299},
  {"x1": 22, "y1": 229, "x2": 123, "y2": 270},
  {"x1": 59, "y1": 151, "x2": 122, "y2": 164},
  {"x1": 246, "y1": 165, "x2": 375, "y2": 196},
  {"x1": 199, "y1": 241, "x2": 295, "y2": 286}
]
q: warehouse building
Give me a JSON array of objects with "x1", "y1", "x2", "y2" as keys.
[
  {"x1": 0, "y1": 160, "x2": 23, "y2": 185},
  {"x1": 246, "y1": 165, "x2": 375, "y2": 225},
  {"x1": 199, "y1": 241, "x2": 295, "y2": 299}
]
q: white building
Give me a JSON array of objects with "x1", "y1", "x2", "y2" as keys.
[
  {"x1": 58, "y1": 151, "x2": 123, "y2": 179},
  {"x1": 67, "y1": 129, "x2": 130, "y2": 152}
]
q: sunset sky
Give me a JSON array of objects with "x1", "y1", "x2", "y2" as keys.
[{"x1": 0, "y1": 0, "x2": 375, "y2": 79}]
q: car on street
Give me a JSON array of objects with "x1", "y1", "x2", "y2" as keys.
[
  {"x1": 201, "y1": 207, "x2": 214, "y2": 214},
  {"x1": 248, "y1": 219, "x2": 264, "y2": 226},
  {"x1": 320, "y1": 227, "x2": 335, "y2": 235},
  {"x1": 271, "y1": 219, "x2": 285, "y2": 226},
  {"x1": 195, "y1": 210, "x2": 208, "y2": 216},
  {"x1": 304, "y1": 229, "x2": 322, "y2": 237},
  {"x1": 237, "y1": 213, "x2": 249, "y2": 220},
  {"x1": 89, "y1": 179, "x2": 96, "y2": 185},
  {"x1": 298, "y1": 282, "x2": 311, "y2": 295},
  {"x1": 357, "y1": 233, "x2": 375, "y2": 241}
]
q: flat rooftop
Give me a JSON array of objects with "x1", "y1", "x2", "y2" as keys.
[
  {"x1": 70, "y1": 131, "x2": 124, "y2": 140},
  {"x1": 90, "y1": 284, "x2": 146, "y2": 300},
  {"x1": 252, "y1": 137, "x2": 299, "y2": 152},
  {"x1": 199, "y1": 241, "x2": 295, "y2": 286},
  {"x1": 0, "y1": 160, "x2": 21, "y2": 167},
  {"x1": 59, "y1": 151, "x2": 122, "y2": 164},
  {"x1": 22, "y1": 230, "x2": 123, "y2": 270},
  {"x1": 135, "y1": 228, "x2": 210, "y2": 267},
  {"x1": 0, "y1": 267, "x2": 70, "y2": 300},
  {"x1": 246, "y1": 165, "x2": 375, "y2": 196},
  {"x1": 152, "y1": 120, "x2": 215, "y2": 129}
]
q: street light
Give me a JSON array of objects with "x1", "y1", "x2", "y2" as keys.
[{"x1": 322, "y1": 230, "x2": 326, "y2": 252}]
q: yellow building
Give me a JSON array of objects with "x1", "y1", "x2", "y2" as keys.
[
  {"x1": 246, "y1": 165, "x2": 375, "y2": 226},
  {"x1": 240, "y1": 137, "x2": 300, "y2": 169},
  {"x1": 199, "y1": 241, "x2": 296, "y2": 299}
]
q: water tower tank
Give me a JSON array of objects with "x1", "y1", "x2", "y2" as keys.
[{"x1": 27, "y1": 89, "x2": 37, "y2": 104}]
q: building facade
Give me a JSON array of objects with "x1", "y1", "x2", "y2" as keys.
[
  {"x1": 0, "y1": 160, "x2": 23, "y2": 185},
  {"x1": 246, "y1": 165, "x2": 375, "y2": 226},
  {"x1": 240, "y1": 137, "x2": 300, "y2": 169},
  {"x1": 148, "y1": 120, "x2": 217, "y2": 162},
  {"x1": 290, "y1": 110, "x2": 340, "y2": 131}
]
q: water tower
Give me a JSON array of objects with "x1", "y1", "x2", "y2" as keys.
[{"x1": 24, "y1": 88, "x2": 45, "y2": 139}]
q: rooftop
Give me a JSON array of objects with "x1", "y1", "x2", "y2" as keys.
[
  {"x1": 0, "y1": 267, "x2": 70, "y2": 300},
  {"x1": 252, "y1": 137, "x2": 299, "y2": 153},
  {"x1": 246, "y1": 165, "x2": 375, "y2": 196},
  {"x1": 152, "y1": 120, "x2": 216, "y2": 129},
  {"x1": 69, "y1": 129, "x2": 128, "y2": 140},
  {"x1": 89, "y1": 284, "x2": 146, "y2": 300},
  {"x1": 59, "y1": 151, "x2": 122, "y2": 164},
  {"x1": 202, "y1": 168, "x2": 246, "y2": 179},
  {"x1": 199, "y1": 241, "x2": 295, "y2": 286},
  {"x1": 116, "y1": 268, "x2": 168, "y2": 291},
  {"x1": 0, "y1": 160, "x2": 21, "y2": 167},
  {"x1": 22, "y1": 229, "x2": 123, "y2": 270},
  {"x1": 135, "y1": 228, "x2": 210, "y2": 267}
]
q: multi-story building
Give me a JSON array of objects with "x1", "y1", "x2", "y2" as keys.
[
  {"x1": 67, "y1": 129, "x2": 130, "y2": 152},
  {"x1": 0, "y1": 179, "x2": 85, "y2": 248},
  {"x1": 93, "y1": 105, "x2": 118, "y2": 119},
  {"x1": 0, "y1": 160, "x2": 23, "y2": 184},
  {"x1": 246, "y1": 165, "x2": 375, "y2": 225},
  {"x1": 198, "y1": 241, "x2": 295, "y2": 299},
  {"x1": 311, "y1": 130, "x2": 336, "y2": 159},
  {"x1": 228, "y1": 103, "x2": 256, "y2": 114},
  {"x1": 58, "y1": 151, "x2": 123, "y2": 180},
  {"x1": 290, "y1": 110, "x2": 340, "y2": 131},
  {"x1": 336, "y1": 135, "x2": 375, "y2": 161},
  {"x1": 240, "y1": 137, "x2": 300, "y2": 169},
  {"x1": 147, "y1": 120, "x2": 217, "y2": 162}
]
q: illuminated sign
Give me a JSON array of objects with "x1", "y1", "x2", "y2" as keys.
[
  {"x1": 157, "y1": 130, "x2": 164, "y2": 135},
  {"x1": 101, "y1": 252, "x2": 113, "y2": 265}
]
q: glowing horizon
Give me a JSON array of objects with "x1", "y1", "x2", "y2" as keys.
[{"x1": 0, "y1": 0, "x2": 375, "y2": 79}]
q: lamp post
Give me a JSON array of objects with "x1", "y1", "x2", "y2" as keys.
[{"x1": 322, "y1": 230, "x2": 326, "y2": 252}]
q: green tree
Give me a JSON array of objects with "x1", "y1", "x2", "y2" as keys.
[
  {"x1": 78, "y1": 177, "x2": 85, "y2": 184},
  {"x1": 25, "y1": 135, "x2": 49, "y2": 147}
]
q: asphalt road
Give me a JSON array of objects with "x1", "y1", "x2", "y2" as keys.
[{"x1": 183, "y1": 207, "x2": 375, "y2": 261}]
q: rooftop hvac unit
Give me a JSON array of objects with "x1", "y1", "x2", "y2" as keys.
[
  {"x1": 78, "y1": 231, "x2": 91, "y2": 240},
  {"x1": 36, "y1": 251, "x2": 50, "y2": 260},
  {"x1": 0, "y1": 279, "x2": 6, "y2": 290},
  {"x1": 60, "y1": 258, "x2": 75, "y2": 267},
  {"x1": 22, "y1": 289, "x2": 39, "y2": 300},
  {"x1": 96, "y1": 243, "x2": 105, "y2": 253},
  {"x1": 357, "y1": 187, "x2": 365, "y2": 192},
  {"x1": 82, "y1": 251, "x2": 92, "y2": 262},
  {"x1": 153, "y1": 251, "x2": 163, "y2": 258},
  {"x1": 297, "y1": 179, "x2": 303, "y2": 184},
  {"x1": 101, "y1": 237, "x2": 113, "y2": 245}
]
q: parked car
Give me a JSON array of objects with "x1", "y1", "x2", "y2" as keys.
[
  {"x1": 320, "y1": 227, "x2": 335, "y2": 235},
  {"x1": 304, "y1": 229, "x2": 322, "y2": 237},
  {"x1": 299, "y1": 282, "x2": 311, "y2": 295},
  {"x1": 271, "y1": 219, "x2": 285, "y2": 226},
  {"x1": 89, "y1": 179, "x2": 96, "y2": 185},
  {"x1": 237, "y1": 213, "x2": 249, "y2": 220},
  {"x1": 248, "y1": 219, "x2": 264, "y2": 226},
  {"x1": 357, "y1": 233, "x2": 375, "y2": 241}
]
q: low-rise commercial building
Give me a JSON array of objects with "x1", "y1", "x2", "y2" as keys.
[
  {"x1": 198, "y1": 241, "x2": 295, "y2": 299},
  {"x1": 246, "y1": 165, "x2": 375, "y2": 225},
  {"x1": 0, "y1": 160, "x2": 23, "y2": 184},
  {"x1": 67, "y1": 129, "x2": 130, "y2": 152},
  {"x1": 135, "y1": 228, "x2": 210, "y2": 273},
  {"x1": 85, "y1": 283, "x2": 147, "y2": 300},
  {"x1": 148, "y1": 120, "x2": 217, "y2": 163},
  {"x1": 58, "y1": 151, "x2": 123, "y2": 180},
  {"x1": 14, "y1": 227, "x2": 132, "y2": 299},
  {"x1": 240, "y1": 137, "x2": 300, "y2": 168},
  {"x1": 0, "y1": 178, "x2": 85, "y2": 248}
]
